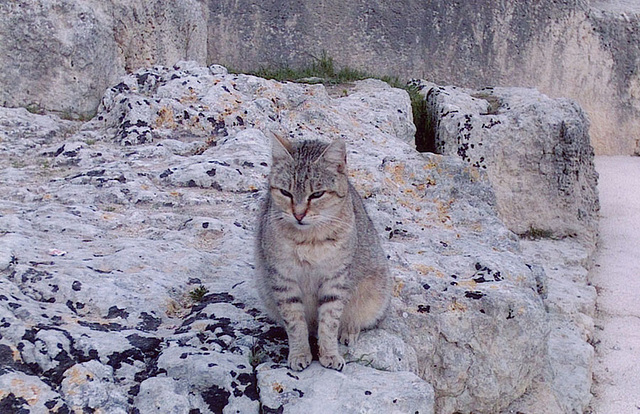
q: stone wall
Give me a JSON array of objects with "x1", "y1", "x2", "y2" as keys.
[
  {"x1": 207, "y1": 0, "x2": 640, "y2": 155},
  {"x1": 1, "y1": 0, "x2": 638, "y2": 154}
]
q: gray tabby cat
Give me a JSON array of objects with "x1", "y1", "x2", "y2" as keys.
[{"x1": 255, "y1": 133, "x2": 391, "y2": 371}]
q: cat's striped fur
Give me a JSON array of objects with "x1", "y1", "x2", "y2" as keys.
[{"x1": 255, "y1": 133, "x2": 391, "y2": 371}]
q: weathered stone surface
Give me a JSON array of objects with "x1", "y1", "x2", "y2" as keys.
[
  {"x1": 0, "y1": 63, "x2": 595, "y2": 413},
  {"x1": 257, "y1": 362, "x2": 435, "y2": 414},
  {"x1": 0, "y1": 0, "x2": 121, "y2": 119},
  {"x1": 415, "y1": 82, "x2": 599, "y2": 244},
  {"x1": 207, "y1": 0, "x2": 640, "y2": 155},
  {"x1": 0, "y1": 0, "x2": 206, "y2": 119},
  {"x1": 508, "y1": 238, "x2": 596, "y2": 414},
  {"x1": 1, "y1": 0, "x2": 639, "y2": 154}
]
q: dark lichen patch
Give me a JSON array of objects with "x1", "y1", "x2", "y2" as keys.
[
  {"x1": 106, "y1": 348, "x2": 145, "y2": 370},
  {"x1": 464, "y1": 291, "x2": 485, "y2": 300},
  {"x1": 136, "y1": 312, "x2": 162, "y2": 332},
  {"x1": 126, "y1": 334, "x2": 161, "y2": 354},
  {"x1": 201, "y1": 385, "x2": 231, "y2": 414},
  {"x1": 472, "y1": 263, "x2": 503, "y2": 282},
  {"x1": 77, "y1": 321, "x2": 124, "y2": 332},
  {"x1": 0, "y1": 393, "x2": 31, "y2": 414},
  {"x1": 190, "y1": 292, "x2": 235, "y2": 312},
  {"x1": 262, "y1": 405, "x2": 284, "y2": 414},
  {"x1": 106, "y1": 306, "x2": 129, "y2": 319},
  {"x1": 0, "y1": 344, "x2": 30, "y2": 375},
  {"x1": 417, "y1": 305, "x2": 431, "y2": 314},
  {"x1": 230, "y1": 371, "x2": 259, "y2": 401}
]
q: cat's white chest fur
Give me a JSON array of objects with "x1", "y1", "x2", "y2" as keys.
[
  {"x1": 292, "y1": 241, "x2": 336, "y2": 267},
  {"x1": 291, "y1": 239, "x2": 340, "y2": 268}
]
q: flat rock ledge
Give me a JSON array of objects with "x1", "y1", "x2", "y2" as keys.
[{"x1": 0, "y1": 62, "x2": 596, "y2": 413}]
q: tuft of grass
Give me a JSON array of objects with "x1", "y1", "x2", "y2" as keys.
[
  {"x1": 246, "y1": 51, "x2": 370, "y2": 85},
  {"x1": 472, "y1": 91, "x2": 501, "y2": 115},
  {"x1": 189, "y1": 285, "x2": 209, "y2": 302},
  {"x1": 248, "y1": 338, "x2": 267, "y2": 368},
  {"x1": 520, "y1": 226, "x2": 555, "y2": 240},
  {"x1": 25, "y1": 103, "x2": 45, "y2": 115}
]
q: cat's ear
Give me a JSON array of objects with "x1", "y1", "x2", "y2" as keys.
[
  {"x1": 320, "y1": 139, "x2": 347, "y2": 174},
  {"x1": 268, "y1": 131, "x2": 293, "y2": 162}
]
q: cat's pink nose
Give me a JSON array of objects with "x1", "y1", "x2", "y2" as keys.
[{"x1": 294, "y1": 212, "x2": 306, "y2": 222}]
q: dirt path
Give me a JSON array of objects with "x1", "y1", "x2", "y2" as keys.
[{"x1": 589, "y1": 156, "x2": 640, "y2": 413}]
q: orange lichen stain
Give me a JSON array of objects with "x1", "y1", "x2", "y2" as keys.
[
  {"x1": 422, "y1": 160, "x2": 438, "y2": 171},
  {"x1": 272, "y1": 382, "x2": 284, "y2": 393},
  {"x1": 11, "y1": 346, "x2": 22, "y2": 363},
  {"x1": 179, "y1": 88, "x2": 200, "y2": 104},
  {"x1": 64, "y1": 365, "x2": 95, "y2": 387},
  {"x1": 384, "y1": 163, "x2": 407, "y2": 186},
  {"x1": 170, "y1": 191, "x2": 182, "y2": 197},
  {"x1": 436, "y1": 199, "x2": 453, "y2": 225},
  {"x1": 10, "y1": 378, "x2": 41, "y2": 406},
  {"x1": 43, "y1": 194, "x2": 53, "y2": 200},
  {"x1": 456, "y1": 280, "x2": 478, "y2": 289},
  {"x1": 449, "y1": 298, "x2": 467, "y2": 312},
  {"x1": 414, "y1": 264, "x2": 445, "y2": 278},
  {"x1": 393, "y1": 279, "x2": 405, "y2": 297},
  {"x1": 155, "y1": 106, "x2": 176, "y2": 129}
]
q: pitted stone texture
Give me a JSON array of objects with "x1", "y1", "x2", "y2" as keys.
[
  {"x1": 0, "y1": 64, "x2": 594, "y2": 413},
  {"x1": 0, "y1": 0, "x2": 206, "y2": 118},
  {"x1": 257, "y1": 362, "x2": 435, "y2": 414},
  {"x1": 416, "y1": 82, "x2": 599, "y2": 244}
]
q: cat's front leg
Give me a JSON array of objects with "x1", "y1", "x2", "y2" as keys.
[
  {"x1": 317, "y1": 280, "x2": 348, "y2": 371},
  {"x1": 273, "y1": 284, "x2": 312, "y2": 371},
  {"x1": 284, "y1": 315, "x2": 312, "y2": 371}
]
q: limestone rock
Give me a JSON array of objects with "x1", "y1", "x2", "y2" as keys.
[
  {"x1": 0, "y1": 63, "x2": 594, "y2": 413},
  {"x1": 257, "y1": 362, "x2": 435, "y2": 414},
  {"x1": 0, "y1": 0, "x2": 121, "y2": 119},
  {"x1": 2, "y1": 1, "x2": 639, "y2": 154},
  {"x1": 415, "y1": 82, "x2": 599, "y2": 244},
  {"x1": 0, "y1": 0, "x2": 206, "y2": 118}
]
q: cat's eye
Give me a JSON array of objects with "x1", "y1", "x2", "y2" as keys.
[
  {"x1": 309, "y1": 191, "x2": 325, "y2": 200},
  {"x1": 279, "y1": 189, "x2": 293, "y2": 198}
]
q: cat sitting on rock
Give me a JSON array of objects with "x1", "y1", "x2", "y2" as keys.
[{"x1": 256, "y1": 132, "x2": 391, "y2": 371}]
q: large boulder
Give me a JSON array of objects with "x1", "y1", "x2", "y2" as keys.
[
  {"x1": 415, "y1": 82, "x2": 599, "y2": 245},
  {"x1": 0, "y1": 63, "x2": 592, "y2": 413},
  {"x1": 0, "y1": 0, "x2": 122, "y2": 118},
  {"x1": 0, "y1": 0, "x2": 206, "y2": 119}
]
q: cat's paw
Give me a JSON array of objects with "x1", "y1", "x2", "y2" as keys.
[
  {"x1": 288, "y1": 351, "x2": 312, "y2": 371},
  {"x1": 319, "y1": 353, "x2": 345, "y2": 371},
  {"x1": 339, "y1": 329, "x2": 360, "y2": 347}
]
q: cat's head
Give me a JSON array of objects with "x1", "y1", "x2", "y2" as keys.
[{"x1": 267, "y1": 132, "x2": 350, "y2": 230}]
